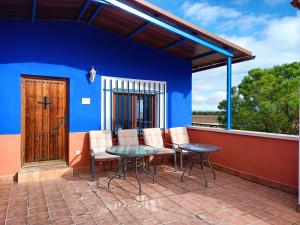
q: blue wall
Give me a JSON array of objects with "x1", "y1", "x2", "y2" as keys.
[{"x1": 0, "y1": 20, "x2": 191, "y2": 134}]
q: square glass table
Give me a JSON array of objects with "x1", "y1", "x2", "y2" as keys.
[
  {"x1": 106, "y1": 145, "x2": 158, "y2": 195},
  {"x1": 179, "y1": 143, "x2": 220, "y2": 187}
]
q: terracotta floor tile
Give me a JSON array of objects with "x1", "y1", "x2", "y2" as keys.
[
  {"x1": 29, "y1": 205, "x2": 49, "y2": 215},
  {"x1": 5, "y1": 216, "x2": 28, "y2": 225},
  {"x1": 5, "y1": 220, "x2": 28, "y2": 225},
  {"x1": 76, "y1": 219, "x2": 97, "y2": 225},
  {"x1": 89, "y1": 204, "x2": 112, "y2": 219},
  {"x1": 114, "y1": 212, "x2": 137, "y2": 223},
  {"x1": 0, "y1": 166, "x2": 299, "y2": 225},
  {"x1": 48, "y1": 202, "x2": 68, "y2": 212},
  {"x1": 140, "y1": 217, "x2": 162, "y2": 225},
  {"x1": 7, "y1": 209, "x2": 28, "y2": 220},
  {"x1": 72, "y1": 213, "x2": 93, "y2": 224},
  {"x1": 29, "y1": 212, "x2": 50, "y2": 225},
  {"x1": 50, "y1": 216, "x2": 74, "y2": 225},
  {"x1": 50, "y1": 208, "x2": 71, "y2": 220},
  {"x1": 96, "y1": 216, "x2": 118, "y2": 225}
]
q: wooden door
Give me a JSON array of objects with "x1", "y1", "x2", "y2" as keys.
[{"x1": 21, "y1": 76, "x2": 68, "y2": 165}]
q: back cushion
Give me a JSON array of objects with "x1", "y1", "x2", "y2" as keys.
[
  {"x1": 118, "y1": 129, "x2": 139, "y2": 146},
  {"x1": 143, "y1": 128, "x2": 164, "y2": 149},
  {"x1": 89, "y1": 130, "x2": 112, "y2": 154},
  {"x1": 169, "y1": 127, "x2": 190, "y2": 145}
]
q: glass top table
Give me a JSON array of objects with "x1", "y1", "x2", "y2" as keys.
[
  {"x1": 106, "y1": 145, "x2": 158, "y2": 195},
  {"x1": 178, "y1": 143, "x2": 220, "y2": 187},
  {"x1": 179, "y1": 143, "x2": 220, "y2": 153},
  {"x1": 106, "y1": 145, "x2": 158, "y2": 157}
]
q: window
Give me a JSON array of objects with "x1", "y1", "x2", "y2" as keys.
[{"x1": 101, "y1": 76, "x2": 166, "y2": 133}]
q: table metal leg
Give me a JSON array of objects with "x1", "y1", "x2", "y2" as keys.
[
  {"x1": 180, "y1": 150, "x2": 183, "y2": 171},
  {"x1": 146, "y1": 156, "x2": 150, "y2": 173},
  {"x1": 188, "y1": 161, "x2": 194, "y2": 176},
  {"x1": 123, "y1": 158, "x2": 129, "y2": 180},
  {"x1": 154, "y1": 155, "x2": 157, "y2": 175},
  {"x1": 108, "y1": 168, "x2": 122, "y2": 190},
  {"x1": 207, "y1": 154, "x2": 216, "y2": 180},
  {"x1": 200, "y1": 154, "x2": 208, "y2": 187},
  {"x1": 108, "y1": 155, "x2": 155, "y2": 195},
  {"x1": 134, "y1": 157, "x2": 142, "y2": 195},
  {"x1": 181, "y1": 159, "x2": 191, "y2": 182},
  {"x1": 173, "y1": 151, "x2": 177, "y2": 171},
  {"x1": 118, "y1": 157, "x2": 122, "y2": 178}
]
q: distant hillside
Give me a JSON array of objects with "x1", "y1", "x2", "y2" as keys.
[
  {"x1": 192, "y1": 111, "x2": 221, "y2": 115},
  {"x1": 192, "y1": 115, "x2": 219, "y2": 124}
]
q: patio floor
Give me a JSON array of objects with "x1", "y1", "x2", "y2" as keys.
[{"x1": 0, "y1": 165, "x2": 299, "y2": 225}]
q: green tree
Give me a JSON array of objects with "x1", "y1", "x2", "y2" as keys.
[{"x1": 218, "y1": 62, "x2": 300, "y2": 135}]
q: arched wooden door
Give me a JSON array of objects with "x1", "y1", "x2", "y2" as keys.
[{"x1": 21, "y1": 76, "x2": 69, "y2": 166}]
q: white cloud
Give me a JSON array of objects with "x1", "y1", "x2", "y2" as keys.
[
  {"x1": 192, "y1": 12, "x2": 300, "y2": 111},
  {"x1": 182, "y1": 2, "x2": 241, "y2": 26},
  {"x1": 182, "y1": 1, "x2": 270, "y2": 33}
]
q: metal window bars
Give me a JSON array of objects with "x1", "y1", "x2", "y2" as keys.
[{"x1": 101, "y1": 76, "x2": 166, "y2": 134}]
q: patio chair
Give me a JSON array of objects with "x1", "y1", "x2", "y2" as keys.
[
  {"x1": 89, "y1": 130, "x2": 120, "y2": 181},
  {"x1": 117, "y1": 129, "x2": 139, "y2": 178},
  {"x1": 169, "y1": 127, "x2": 190, "y2": 170},
  {"x1": 143, "y1": 128, "x2": 177, "y2": 174},
  {"x1": 117, "y1": 129, "x2": 139, "y2": 146}
]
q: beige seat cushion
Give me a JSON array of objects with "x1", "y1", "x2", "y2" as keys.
[
  {"x1": 89, "y1": 130, "x2": 113, "y2": 155},
  {"x1": 155, "y1": 147, "x2": 174, "y2": 155},
  {"x1": 169, "y1": 127, "x2": 190, "y2": 145},
  {"x1": 143, "y1": 128, "x2": 164, "y2": 148},
  {"x1": 94, "y1": 153, "x2": 119, "y2": 160},
  {"x1": 143, "y1": 128, "x2": 174, "y2": 156},
  {"x1": 118, "y1": 129, "x2": 139, "y2": 146}
]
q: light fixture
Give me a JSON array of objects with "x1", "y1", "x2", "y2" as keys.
[{"x1": 89, "y1": 66, "x2": 97, "y2": 83}]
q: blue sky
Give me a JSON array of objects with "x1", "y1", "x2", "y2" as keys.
[{"x1": 147, "y1": 0, "x2": 300, "y2": 111}]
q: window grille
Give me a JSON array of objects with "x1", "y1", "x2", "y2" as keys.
[{"x1": 101, "y1": 76, "x2": 166, "y2": 133}]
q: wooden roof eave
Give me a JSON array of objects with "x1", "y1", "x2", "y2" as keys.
[
  {"x1": 192, "y1": 55, "x2": 256, "y2": 73},
  {"x1": 124, "y1": 0, "x2": 253, "y2": 57}
]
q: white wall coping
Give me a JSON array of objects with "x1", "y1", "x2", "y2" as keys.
[{"x1": 187, "y1": 126, "x2": 299, "y2": 141}]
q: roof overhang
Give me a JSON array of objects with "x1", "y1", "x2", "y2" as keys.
[
  {"x1": 291, "y1": 0, "x2": 300, "y2": 9},
  {"x1": 0, "y1": 0, "x2": 254, "y2": 72}
]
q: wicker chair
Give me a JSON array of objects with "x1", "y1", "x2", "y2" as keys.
[{"x1": 89, "y1": 130, "x2": 120, "y2": 181}]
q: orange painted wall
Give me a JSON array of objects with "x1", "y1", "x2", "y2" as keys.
[
  {"x1": 69, "y1": 132, "x2": 90, "y2": 168},
  {"x1": 0, "y1": 131, "x2": 171, "y2": 176},
  {"x1": 0, "y1": 134, "x2": 21, "y2": 176},
  {"x1": 0, "y1": 132, "x2": 93, "y2": 176},
  {"x1": 188, "y1": 128, "x2": 299, "y2": 189}
]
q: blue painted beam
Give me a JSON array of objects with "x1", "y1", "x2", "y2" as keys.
[
  {"x1": 226, "y1": 56, "x2": 232, "y2": 130},
  {"x1": 104, "y1": 79, "x2": 106, "y2": 129},
  {"x1": 97, "y1": 0, "x2": 233, "y2": 57},
  {"x1": 32, "y1": 0, "x2": 37, "y2": 22},
  {"x1": 77, "y1": 1, "x2": 90, "y2": 22},
  {"x1": 87, "y1": 5, "x2": 104, "y2": 25},
  {"x1": 127, "y1": 22, "x2": 149, "y2": 39},
  {"x1": 90, "y1": 0, "x2": 110, "y2": 5},
  {"x1": 159, "y1": 38, "x2": 185, "y2": 51},
  {"x1": 190, "y1": 51, "x2": 217, "y2": 62}
]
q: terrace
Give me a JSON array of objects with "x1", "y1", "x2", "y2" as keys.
[
  {"x1": 1, "y1": 165, "x2": 299, "y2": 225},
  {"x1": 0, "y1": 0, "x2": 299, "y2": 224}
]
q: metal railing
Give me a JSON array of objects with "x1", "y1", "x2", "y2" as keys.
[{"x1": 102, "y1": 77, "x2": 166, "y2": 133}]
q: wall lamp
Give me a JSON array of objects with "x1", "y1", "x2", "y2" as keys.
[{"x1": 89, "y1": 66, "x2": 97, "y2": 83}]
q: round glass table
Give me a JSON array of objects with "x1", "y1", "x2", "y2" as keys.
[
  {"x1": 179, "y1": 143, "x2": 220, "y2": 187},
  {"x1": 106, "y1": 145, "x2": 158, "y2": 195},
  {"x1": 106, "y1": 145, "x2": 158, "y2": 157}
]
